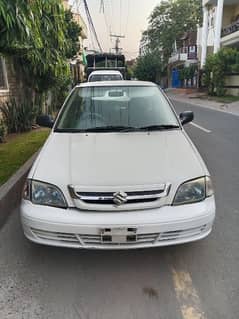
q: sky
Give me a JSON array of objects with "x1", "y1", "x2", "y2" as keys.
[{"x1": 70, "y1": 0, "x2": 160, "y2": 59}]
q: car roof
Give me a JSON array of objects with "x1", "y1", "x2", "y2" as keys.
[
  {"x1": 89, "y1": 70, "x2": 122, "y2": 75},
  {"x1": 77, "y1": 80, "x2": 157, "y2": 88}
]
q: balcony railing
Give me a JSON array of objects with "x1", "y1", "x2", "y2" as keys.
[
  {"x1": 168, "y1": 46, "x2": 197, "y2": 64},
  {"x1": 222, "y1": 19, "x2": 239, "y2": 38}
]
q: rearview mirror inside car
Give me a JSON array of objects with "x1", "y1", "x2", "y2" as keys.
[{"x1": 179, "y1": 111, "x2": 194, "y2": 126}]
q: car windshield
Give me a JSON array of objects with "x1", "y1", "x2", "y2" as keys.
[
  {"x1": 55, "y1": 85, "x2": 179, "y2": 132},
  {"x1": 89, "y1": 74, "x2": 122, "y2": 82}
]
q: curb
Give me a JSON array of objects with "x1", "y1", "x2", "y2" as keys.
[{"x1": 0, "y1": 153, "x2": 38, "y2": 229}]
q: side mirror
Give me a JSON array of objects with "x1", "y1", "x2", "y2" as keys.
[
  {"x1": 179, "y1": 111, "x2": 194, "y2": 126},
  {"x1": 36, "y1": 115, "x2": 54, "y2": 128}
]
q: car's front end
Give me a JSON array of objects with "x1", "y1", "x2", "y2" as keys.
[{"x1": 21, "y1": 186, "x2": 215, "y2": 249}]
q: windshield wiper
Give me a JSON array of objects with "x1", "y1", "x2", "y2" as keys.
[
  {"x1": 54, "y1": 124, "x2": 180, "y2": 133},
  {"x1": 54, "y1": 126, "x2": 137, "y2": 133},
  {"x1": 83, "y1": 126, "x2": 138, "y2": 132},
  {"x1": 138, "y1": 124, "x2": 180, "y2": 131}
]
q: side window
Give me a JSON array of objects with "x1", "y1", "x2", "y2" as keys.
[{"x1": 0, "y1": 57, "x2": 9, "y2": 91}]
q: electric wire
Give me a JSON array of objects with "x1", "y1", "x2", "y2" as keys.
[
  {"x1": 124, "y1": 0, "x2": 130, "y2": 36},
  {"x1": 120, "y1": 0, "x2": 122, "y2": 35},
  {"x1": 102, "y1": 1, "x2": 112, "y2": 50},
  {"x1": 83, "y1": 0, "x2": 103, "y2": 52}
]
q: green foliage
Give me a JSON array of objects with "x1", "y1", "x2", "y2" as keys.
[
  {"x1": 179, "y1": 65, "x2": 197, "y2": 81},
  {"x1": 0, "y1": 0, "x2": 81, "y2": 110},
  {"x1": 134, "y1": 52, "x2": 162, "y2": 83},
  {"x1": 146, "y1": 0, "x2": 202, "y2": 71},
  {"x1": 125, "y1": 61, "x2": 136, "y2": 80},
  {"x1": 64, "y1": 10, "x2": 82, "y2": 59},
  {"x1": 50, "y1": 76, "x2": 72, "y2": 113},
  {"x1": 230, "y1": 64, "x2": 239, "y2": 73},
  {"x1": 0, "y1": 129, "x2": 49, "y2": 185},
  {"x1": 0, "y1": 99, "x2": 37, "y2": 133},
  {"x1": 0, "y1": 119, "x2": 7, "y2": 143},
  {"x1": 126, "y1": 67, "x2": 134, "y2": 80},
  {"x1": 204, "y1": 48, "x2": 239, "y2": 96},
  {"x1": 0, "y1": 0, "x2": 39, "y2": 51}
]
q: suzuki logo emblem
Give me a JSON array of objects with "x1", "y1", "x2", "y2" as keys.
[{"x1": 113, "y1": 191, "x2": 128, "y2": 206}]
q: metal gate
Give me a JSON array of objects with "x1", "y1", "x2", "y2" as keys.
[{"x1": 172, "y1": 69, "x2": 180, "y2": 88}]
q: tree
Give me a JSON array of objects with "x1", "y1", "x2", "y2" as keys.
[
  {"x1": 0, "y1": 0, "x2": 81, "y2": 109},
  {"x1": 0, "y1": 0, "x2": 40, "y2": 53},
  {"x1": 64, "y1": 10, "x2": 82, "y2": 59},
  {"x1": 134, "y1": 52, "x2": 162, "y2": 83},
  {"x1": 146, "y1": 0, "x2": 202, "y2": 72},
  {"x1": 204, "y1": 47, "x2": 239, "y2": 96},
  {"x1": 179, "y1": 65, "x2": 197, "y2": 87}
]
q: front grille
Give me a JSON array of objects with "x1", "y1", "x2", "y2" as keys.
[
  {"x1": 31, "y1": 224, "x2": 208, "y2": 247},
  {"x1": 68, "y1": 184, "x2": 171, "y2": 209},
  {"x1": 76, "y1": 190, "x2": 165, "y2": 205},
  {"x1": 79, "y1": 198, "x2": 159, "y2": 205},
  {"x1": 77, "y1": 190, "x2": 164, "y2": 197}
]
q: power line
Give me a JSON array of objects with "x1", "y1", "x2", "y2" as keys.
[
  {"x1": 102, "y1": 2, "x2": 112, "y2": 49},
  {"x1": 99, "y1": 0, "x2": 104, "y2": 13},
  {"x1": 124, "y1": 0, "x2": 130, "y2": 36},
  {"x1": 109, "y1": 0, "x2": 115, "y2": 36},
  {"x1": 89, "y1": 24, "x2": 97, "y2": 51},
  {"x1": 120, "y1": 0, "x2": 122, "y2": 35},
  {"x1": 71, "y1": 0, "x2": 95, "y2": 50},
  {"x1": 101, "y1": 1, "x2": 110, "y2": 33},
  {"x1": 82, "y1": 0, "x2": 103, "y2": 52}
]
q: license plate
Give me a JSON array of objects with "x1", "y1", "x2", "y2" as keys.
[{"x1": 101, "y1": 227, "x2": 137, "y2": 244}]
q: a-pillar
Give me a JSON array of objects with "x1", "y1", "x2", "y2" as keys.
[{"x1": 214, "y1": 0, "x2": 224, "y2": 53}]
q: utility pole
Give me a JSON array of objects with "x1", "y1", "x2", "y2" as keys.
[{"x1": 110, "y1": 34, "x2": 125, "y2": 55}]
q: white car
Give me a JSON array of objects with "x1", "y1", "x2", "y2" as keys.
[
  {"x1": 88, "y1": 70, "x2": 123, "y2": 82},
  {"x1": 21, "y1": 81, "x2": 215, "y2": 249}
]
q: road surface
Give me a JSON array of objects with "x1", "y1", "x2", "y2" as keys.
[{"x1": 0, "y1": 100, "x2": 238, "y2": 319}]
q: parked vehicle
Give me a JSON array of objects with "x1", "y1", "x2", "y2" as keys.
[
  {"x1": 86, "y1": 53, "x2": 126, "y2": 79},
  {"x1": 88, "y1": 70, "x2": 123, "y2": 82},
  {"x1": 21, "y1": 81, "x2": 216, "y2": 249}
]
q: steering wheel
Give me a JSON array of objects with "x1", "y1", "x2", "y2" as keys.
[{"x1": 80, "y1": 112, "x2": 105, "y2": 124}]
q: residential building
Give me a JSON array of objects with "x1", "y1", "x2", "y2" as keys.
[
  {"x1": 69, "y1": 12, "x2": 88, "y2": 83},
  {"x1": 200, "y1": 0, "x2": 239, "y2": 68},
  {"x1": 0, "y1": 57, "x2": 9, "y2": 103},
  {"x1": 199, "y1": 0, "x2": 239, "y2": 95},
  {"x1": 63, "y1": 0, "x2": 88, "y2": 83},
  {"x1": 168, "y1": 32, "x2": 199, "y2": 88},
  {"x1": 0, "y1": 56, "x2": 21, "y2": 105}
]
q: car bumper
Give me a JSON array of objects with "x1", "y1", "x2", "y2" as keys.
[{"x1": 20, "y1": 197, "x2": 216, "y2": 249}]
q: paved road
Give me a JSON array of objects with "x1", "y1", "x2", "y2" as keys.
[{"x1": 1, "y1": 100, "x2": 239, "y2": 319}]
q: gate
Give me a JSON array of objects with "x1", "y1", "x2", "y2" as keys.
[{"x1": 172, "y1": 69, "x2": 180, "y2": 88}]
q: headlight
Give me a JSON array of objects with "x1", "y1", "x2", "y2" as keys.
[
  {"x1": 173, "y1": 176, "x2": 214, "y2": 206},
  {"x1": 23, "y1": 180, "x2": 67, "y2": 208}
]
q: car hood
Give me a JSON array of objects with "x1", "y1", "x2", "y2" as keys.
[{"x1": 32, "y1": 131, "x2": 206, "y2": 190}]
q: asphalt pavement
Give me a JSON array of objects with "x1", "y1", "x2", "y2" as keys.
[{"x1": 0, "y1": 100, "x2": 239, "y2": 319}]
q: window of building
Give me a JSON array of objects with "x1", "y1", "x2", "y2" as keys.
[{"x1": 0, "y1": 57, "x2": 9, "y2": 91}]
